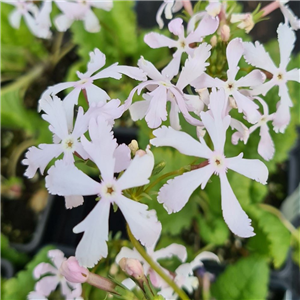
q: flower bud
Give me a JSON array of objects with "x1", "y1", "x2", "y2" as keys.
[
  {"x1": 210, "y1": 35, "x2": 217, "y2": 48},
  {"x1": 119, "y1": 258, "x2": 144, "y2": 279},
  {"x1": 220, "y1": 25, "x2": 230, "y2": 42},
  {"x1": 129, "y1": 139, "x2": 139, "y2": 155},
  {"x1": 59, "y1": 257, "x2": 89, "y2": 283},
  {"x1": 231, "y1": 13, "x2": 254, "y2": 33}
]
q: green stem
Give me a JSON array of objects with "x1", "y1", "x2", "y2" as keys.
[
  {"x1": 143, "y1": 167, "x2": 187, "y2": 195},
  {"x1": 1, "y1": 64, "x2": 44, "y2": 96},
  {"x1": 259, "y1": 203, "x2": 299, "y2": 242},
  {"x1": 126, "y1": 225, "x2": 190, "y2": 300}
]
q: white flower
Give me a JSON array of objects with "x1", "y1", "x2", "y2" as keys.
[
  {"x1": 46, "y1": 118, "x2": 161, "y2": 267},
  {"x1": 151, "y1": 89, "x2": 268, "y2": 238}
]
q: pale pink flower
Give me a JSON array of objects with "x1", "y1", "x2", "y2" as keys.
[
  {"x1": 159, "y1": 252, "x2": 219, "y2": 299},
  {"x1": 127, "y1": 43, "x2": 212, "y2": 130},
  {"x1": 45, "y1": 118, "x2": 161, "y2": 267},
  {"x1": 54, "y1": 0, "x2": 113, "y2": 33},
  {"x1": 243, "y1": 23, "x2": 300, "y2": 133},
  {"x1": 192, "y1": 38, "x2": 266, "y2": 124},
  {"x1": 156, "y1": 0, "x2": 193, "y2": 29},
  {"x1": 32, "y1": 249, "x2": 82, "y2": 299},
  {"x1": 151, "y1": 88, "x2": 268, "y2": 238},
  {"x1": 144, "y1": 16, "x2": 218, "y2": 78},
  {"x1": 116, "y1": 236, "x2": 187, "y2": 289},
  {"x1": 46, "y1": 48, "x2": 146, "y2": 108}
]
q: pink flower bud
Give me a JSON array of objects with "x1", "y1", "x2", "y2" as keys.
[
  {"x1": 221, "y1": 25, "x2": 230, "y2": 42},
  {"x1": 59, "y1": 257, "x2": 89, "y2": 283},
  {"x1": 119, "y1": 258, "x2": 145, "y2": 279}
]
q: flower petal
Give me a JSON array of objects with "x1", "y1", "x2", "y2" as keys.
[
  {"x1": 116, "y1": 196, "x2": 162, "y2": 247},
  {"x1": 158, "y1": 165, "x2": 214, "y2": 213},
  {"x1": 129, "y1": 99, "x2": 151, "y2": 121},
  {"x1": 226, "y1": 38, "x2": 244, "y2": 81},
  {"x1": 144, "y1": 32, "x2": 177, "y2": 48},
  {"x1": 83, "y1": 9, "x2": 100, "y2": 32},
  {"x1": 226, "y1": 153, "x2": 268, "y2": 184},
  {"x1": 277, "y1": 22, "x2": 295, "y2": 69},
  {"x1": 154, "y1": 244, "x2": 187, "y2": 262},
  {"x1": 34, "y1": 263, "x2": 57, "y2": 279},
  {"x1": 81, "y1": 118, "x2": 117, "y2": 181},
  {"x1": 258, "y1": 124, "x2": 275, "y2": 161},
  {"x1": 46, "y1": 160, "x2": 100, "y2": 196},
  {"x1": 116, "y1": 247, "x2": 143, "y2": 264},
  {"x1": 114, "y1": 144, "x2": 131, "y2": 173},
  {"x1": 54, "y1": 14, "x2": 73, "y2": 31},
  {"x1": 27, "y1": 291, "x2": 47, "y2": 300},
  {"x1": 151, "y1": 126, "x2": 211, "y2": 158},
  {"x1": 232, "y1": 90, "x2": 260, "y2": 124},
  {"x1": 162, "y1": 49, "x2": 183, "y2": 78},
  {"x1": 137, "y1": 57, "x2": 166, "y2": 81},
  {"x1": 85, "y1": 84, "x2": 110, "y2": 104},
  {"x1": 73, "y1": 199, "x2": 111, "y2": 267},
  {"x1": 219, "y1": 173, "x2": 255, "y2": 238},
  {"x1": 22, "y1": 144, "x2": 62, "y2": 178},
  {"x1": 273, "y1": 101, "x2": 291, "y2": 133},
  {"x1": 65, "y1": 195, "x2": 84, "y2": 209},
  {"x1": 286, "y1": 68, "x2": 300, "y2": 82},
  {"x1": 145, "y1": 86, "x2": 168, "y2": 128},
  {"x1": 237, "y1": 70, "x2": 266, "y2": 88},
  {"x1": 35, "y1": 276, "x2": 59, "y2": 297},
  {"x1": 118, "y1": 148, "x2": 154, "y2": 190},
  {"x1": 243, "y1": 41, "x2": 277, "y2": 74}
]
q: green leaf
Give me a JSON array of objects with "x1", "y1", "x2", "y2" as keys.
[
  {"x1": 211, "y1": 255, "x2": 269, "y2": 300},
  {"x1": 246, "y1": 205, "x2": 291, "y2": 268},
  {"x1": 3, "y1": 245, "x2": 55, "y2": 300},
  {"x1": 1, "y1": 233, "x2": 29, "y2": 266}
]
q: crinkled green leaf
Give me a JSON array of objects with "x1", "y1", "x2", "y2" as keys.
[
  {"x1": 2, "y1": 245, "x2": 55, "y2": 300},
  {"x1": 246, "y1": 205, "x2": 291, "y2": 268},
  {"x1": 211, "y1": 255, "x2": 269, "y2": 300}
]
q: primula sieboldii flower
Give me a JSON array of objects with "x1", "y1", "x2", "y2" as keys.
[
  {"x1": 151, "y1": 89, "x2": 269, "y2": 238},
  {"x1": 159, "y1": 252, "x2": 219, "y2": 299},
  {"x1": 192, "y1": 38, "x2": 266, "y2": 124},
  {"x1": 116, "y1": 236, "x2": 187, "y2": 289},
  {"x1": 46, "y1": 48, "x2": 146, "y2": 108},
  {"x1": 144, "y1": 17, "x2": 218, "y2": 78},
  {"x1": 30, "y1": 249, "x2": 82, "y2": 299},
  {"x1": 128, "y1": 43, "x2": 212, "y2": 130},
  {"x1": 54, "y1": 0, "x2": 112, "y2": 33},
  {"x1": 156, "y1": 0, "x2": 193, "y2": 29},
  {"x1": 45, "y1": 118, "x2": 162, "y2": 267},
  {"x1": 244, "y1": 23, "x2": 300, "y2": 133},
  {"x1": 3, "y1": 0, "x2": 44, "y2": 38},
  {"x1": 22, "y1": 95, "x2": 89, "y2": 179}
]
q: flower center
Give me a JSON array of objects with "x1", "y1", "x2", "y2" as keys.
[
  {"x1": 225, "y1": 81, "x2": 236, "y2": 94},
  {"x1": 62, "y1": 136, "x2": 76, "y2": 152},
  {"x1": 99, "y1": 180, "x2": 119, "y2": 199},
  {"x1": 209, "y1": 152, "x2": 227, "y2": 174}
]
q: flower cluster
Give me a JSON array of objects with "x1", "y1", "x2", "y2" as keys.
[{"x1": 13, "y1": 0, "x2": 299, "y2": 299}]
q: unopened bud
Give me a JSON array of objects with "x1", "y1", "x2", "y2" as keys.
[
  {"x1": 210, "y1": 35, "x2": 217, "y2": 48},
  {"x1": 59, "y1": 257, "x2": 89, "y2": 283},
  {"x1": 129, "y1": 140, "x2": 139, "y2": 155},
  {"x1": 119, "y1": 258, "x2": 144, "y2": 280},
  {"x1": 220, "y1": 25, "x2": 230, "y2": 42}
]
